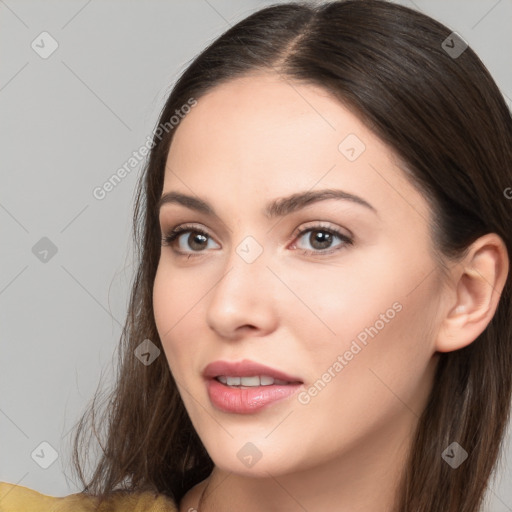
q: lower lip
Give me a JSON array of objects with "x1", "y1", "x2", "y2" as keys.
[{"x1": 206, "y1": 378, "x2": 302, "y2": 414}]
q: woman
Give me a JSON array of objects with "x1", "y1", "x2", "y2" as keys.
[{"x1": 1, "y1": 0, "x2": 510, "y2": 510}]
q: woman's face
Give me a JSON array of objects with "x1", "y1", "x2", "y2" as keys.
[{"x1": 153, "y1": 72, "x2": 444, "y2": 477}]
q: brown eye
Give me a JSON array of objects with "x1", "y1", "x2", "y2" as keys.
[
  {"x1": 306, "y1": 230, "x2": 335, "y2": 250},
  {"x1": 184, "y1": 232, "x2": 209, "y2": 251},
  {"x1": 161, "y1": 226, "x2": 220, "y2": 255},
  {"x1": 293, "y1": 226, "x2": 353, "y2": 255}
]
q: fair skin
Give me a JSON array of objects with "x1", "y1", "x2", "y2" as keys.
[{"x1": 152, "y1": 72, "x2": 508, "y2": 512}]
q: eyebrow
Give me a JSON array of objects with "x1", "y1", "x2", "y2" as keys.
[{"x1": 157, "y1": 188, "x2": 377, "y2": 219}]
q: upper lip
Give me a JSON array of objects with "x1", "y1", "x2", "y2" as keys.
[{"x1": 203, "y1": 359, "x2": 303, "y2": 383}]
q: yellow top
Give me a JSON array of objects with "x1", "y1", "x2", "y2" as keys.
[{"x1": 0, "y1": 482, "x2": 178, "y2": 512}]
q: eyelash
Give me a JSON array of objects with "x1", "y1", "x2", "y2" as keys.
[{"x1": 160, "y1": 222, "x2": 353, "y2": 258}]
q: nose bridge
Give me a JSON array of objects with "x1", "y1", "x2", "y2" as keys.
[
  {"x1": 205, "y1": 233, "x2": 278, "y2": 336},
  {"x1": 213, "y1": 234, "x2": 272, "y2": 305}
]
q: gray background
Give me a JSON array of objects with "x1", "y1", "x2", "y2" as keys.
[{"x1": 1, "y1": 0, "x2": 511, "y2": 509}]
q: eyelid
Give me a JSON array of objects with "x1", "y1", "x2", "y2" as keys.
[{"x1": 289, "y1": 220, "x2": 353, "y2": 242}]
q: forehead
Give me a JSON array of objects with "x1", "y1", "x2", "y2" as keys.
[
  {"x1": 163, "y1": 72, "x2": 431, "y2": 226},
  {"x1": 168, "y1": 72, "x2": 366, "y2": 166}
]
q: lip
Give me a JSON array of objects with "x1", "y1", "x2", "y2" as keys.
[{"x1": 203, "y1": 359, "x2": 303, "y2": 414}]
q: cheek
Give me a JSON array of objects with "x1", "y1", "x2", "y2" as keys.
[
  {"x1": 293, "y1": 259, "x2": 440, "y2": 437},
  {"x1": 152, "y1": 263, "x2": 202, "y2": 373},
  {"x1": 288, "y1": 243, "x2": 439, "y2": 418},
  {"x1": 281, "y1": 242, "x2": 434, "y2": 359}
]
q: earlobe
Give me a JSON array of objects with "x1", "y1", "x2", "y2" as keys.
[{"x1": 435, "y1": 233, "x2": 509, "y2": 353}]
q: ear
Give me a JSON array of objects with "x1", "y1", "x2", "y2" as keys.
[{"x1": 435, "y1": 233, "x2": 509, "y2": 353}]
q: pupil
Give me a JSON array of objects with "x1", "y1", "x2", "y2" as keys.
[
  {"x1": 311, "y1": 230, "x2": 332, "y2": 249},
  {"x1": 189, "y1": 233, "x2": 207, "y2": 250}
]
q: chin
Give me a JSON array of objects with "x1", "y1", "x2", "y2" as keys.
[{"x1": 199, "y1": 432, "x2": 311, "y2": 478}]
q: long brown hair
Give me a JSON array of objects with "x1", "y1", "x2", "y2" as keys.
[{"x1": 72, "y1": 1, "x2": 512, "y2": 510}]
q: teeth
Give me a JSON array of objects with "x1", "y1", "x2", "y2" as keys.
[
  {"x1": 226, "y1": 376, "x2": 241, "y2": 386},
  {"x1": 240, "y1": 376, "x2": 260, "y2": 386},
  {"x1": 216, "y1": 375, "x2": 291, "y2": 387}
]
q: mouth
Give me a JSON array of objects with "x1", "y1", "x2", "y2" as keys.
[
  {"x1": 215, "y1": 375, "x2": 297, "y2": 387},
  {"x1": 203, "y1": 360, "x2": 303, "y2": 414}
]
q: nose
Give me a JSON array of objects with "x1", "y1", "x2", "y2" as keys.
[{"x1": 205, "y1": 247, "x2": 280, "y2": 340}]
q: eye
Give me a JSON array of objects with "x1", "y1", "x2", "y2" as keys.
[
  {"x1": 161, "y1": 224, "x2": 220, "y2": 256},
  {"x1": 291, "y1": 224, "x2": 353, "y2": 256},
  {"x1": 161, "y1": 222, "x2": 353, "y2": 258}
]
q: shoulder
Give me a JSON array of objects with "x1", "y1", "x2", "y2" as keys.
[
  {"x1": 179, "y1": 477, "x2": 210, "y2": 511},
  {"x1": 0, "y1": 482, "x2": 178, "y2": 512}
]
